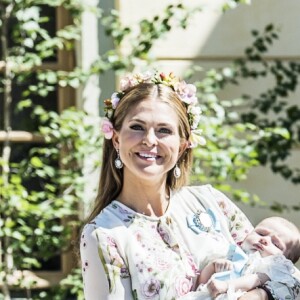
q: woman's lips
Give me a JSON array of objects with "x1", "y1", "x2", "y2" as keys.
[{"x1": 136, "y1": 152, "x2": 161, "y2": 161}]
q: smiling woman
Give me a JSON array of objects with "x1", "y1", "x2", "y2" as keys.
[
  {"x1": 80, "y1": 71, "x2": 300, "y2": 300},
  {"x1": 114, "y1": 98, "x2": 186, "y2": 197}
]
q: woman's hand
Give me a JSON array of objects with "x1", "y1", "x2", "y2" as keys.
[
  {"x1": 213, "y1": 258, "x2": 233, "y2": 273},
  {"x1": 238, "y1": 288, "x2": 269, "y2": 300},
  {"x1": 207, "y1": 279, "x2": 228, "y2": 297}
]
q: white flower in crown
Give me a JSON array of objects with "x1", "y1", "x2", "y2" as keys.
[
  {"x1": 120, "y1": 74, "x2": 139, "y2": 91},
  {"x1": 188, "y1": 105, "x2": 202, "y2": 130},
  {"x1": 191, "y1": 115, "x2": 201, "y2": 130},
  {"x1": 111, "y1": 92, "x2": 121, "y2": 109},
  {"x1": 188, "y1": 105, "x2": 202, "y2": 116},
  {"x1": 135, "y1": 71, "x2": 153, "y2": 83},
  {"x1": 189, "y1": 129, "x2": 206, "y2": 148},
  {"x1": 102, "y1": 71, "x2": 207, "y2": 148}
]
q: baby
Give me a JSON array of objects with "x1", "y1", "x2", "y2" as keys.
[{"x1": 197, "y1": 216, "x2": 300, "y2": 299}]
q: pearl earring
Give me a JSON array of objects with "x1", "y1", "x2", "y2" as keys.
[
  {"x1": 115, "y1": 149, "x2": 123, "y2": 169},
  {"x1": 173, "y1": 164, "x2": 181, "y2": 179}
]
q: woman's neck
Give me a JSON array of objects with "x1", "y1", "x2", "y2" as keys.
[{"x1": 117, "y1": 179, "x2": 170, "y2": 217}]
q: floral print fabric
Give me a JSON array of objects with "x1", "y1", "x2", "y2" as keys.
[{"x1": 80, "y1": 185, "x2": 300, "y2": 299}]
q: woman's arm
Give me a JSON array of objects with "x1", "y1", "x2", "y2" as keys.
[
  {"x1": 210, "y1": 186, "x2": 253, "y2": 244},
  {"x1": 80, "y1": 224, "x2": 132, "y2": 300},
  {"x1": 238, "y1": 288, "x2": 269, "y2": 300},
  {"x1": 197, "y1": 258, "x2": 233, "y2": 286},
  {"x1": 208, "y1": 273, "x2": 270, "y2": 297}
]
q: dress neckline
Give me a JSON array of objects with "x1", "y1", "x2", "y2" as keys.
[{"x1": 112, "y1": 190, "x2": 174, "y2": 221}]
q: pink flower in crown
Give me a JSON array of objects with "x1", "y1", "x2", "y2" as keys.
[
  {"x1": 136, "y1": 71, "x2": 153, "y2": 83},
  {"x1": 120, "y1": 74, "x2": 139, "y2": 91},
  {"x1": 111, "y1": 92, "x2": 120, "y2": 109},
  {"x1": 101, "y1": 117, "x2": 114, "y2": 139},
  {"x1": 174, "y1": 81, "x2": 197, "y2": 105}
]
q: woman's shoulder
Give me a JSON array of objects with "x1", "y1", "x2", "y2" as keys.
[
  {"x1": 81, "y1": 201, "x2": 133, "y2": 237},
  {"x1": 176, "y1": 184, "x2": 220, "y2": 201},
  {"x1": 171, "y1": 184, "x2": 224, "y2": 214}
]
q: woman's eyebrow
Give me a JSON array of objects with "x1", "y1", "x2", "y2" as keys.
[
  {"x1": 128, "y1": 118, "x2": 145, "y2": 123},
  {"x1": 129, "y1": 118, "x2": 175, "y2": 127}
]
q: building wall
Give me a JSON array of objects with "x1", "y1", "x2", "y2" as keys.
[{"x1": 109, "y1": 0, "x2": 300, "y2": 266}]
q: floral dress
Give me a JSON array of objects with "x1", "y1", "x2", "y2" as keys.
[{"x1": 80, "y1": 185, "x2": 300, "y2": 299}]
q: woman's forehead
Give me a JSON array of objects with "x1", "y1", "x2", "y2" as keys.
[{"x1": 126, "y1": 98, "x2": 179, "y2": 121}]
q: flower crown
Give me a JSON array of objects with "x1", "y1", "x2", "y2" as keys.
[{"x1": 101, "y1": 71, "x2": 206, "y2": 148}]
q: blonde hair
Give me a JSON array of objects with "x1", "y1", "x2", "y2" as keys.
[{"x1": 86, "y1": 83, "x2": 193, "y2": 222}]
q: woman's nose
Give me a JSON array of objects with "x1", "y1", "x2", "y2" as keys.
[{"x1": 143, "y1": 129, "x2": 157, "y2": 146}]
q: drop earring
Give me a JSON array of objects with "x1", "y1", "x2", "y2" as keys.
[
  {"x1": 115, "y1": 149, "x2": 123, "y2": 169},
  {"x1": 173, "y1": 163, "x2": 181, "y2": 179}
]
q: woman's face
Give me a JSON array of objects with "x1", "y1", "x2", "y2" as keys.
[{"x1": 113, "y1": 98, "x2": 187, "y2": 184}]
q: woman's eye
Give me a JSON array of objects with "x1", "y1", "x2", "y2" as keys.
[
  {"x1": 130, "y1": 124, "x2": 143, "y2": 131},
  {"x1": 159, "y1": 128, "x2": 172, "y2": 134}
]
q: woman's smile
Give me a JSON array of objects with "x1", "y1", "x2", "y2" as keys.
[
  {"x1": 113, "y1": 98, "x2": 185, "y2": 182},
  {"x1": 136, "y1": 151, "x2": 162, "y2": 162}
]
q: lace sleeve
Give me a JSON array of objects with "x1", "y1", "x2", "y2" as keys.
[{"x1": 80, "y1": 223, "x2": 132, "y2": 300}]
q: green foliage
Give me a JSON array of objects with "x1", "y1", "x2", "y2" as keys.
[
  {"x1": 236, "y1": 26, "x2": 300, "y2": 184},
  {"x1": 187, "y1": 24, "x2": 300, "y2": 203},
  {"x1": 91, "y1": 3, "x2": 203, "y2": 72},
  {"x1": 0, "y1": 108, "x2": 102, "y2": 298},
  {"x1": 0, "y1": 1, "x2": 101, "y2": 298},
  {"x1": 195, "y1": 24, "x2": 300, "y2": 189}
]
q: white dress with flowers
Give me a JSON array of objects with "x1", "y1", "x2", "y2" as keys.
[{"x1": 80, "y1": 185, "x2": 300, "y2": 300}]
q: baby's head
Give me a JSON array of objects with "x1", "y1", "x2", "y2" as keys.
[{"x1": 241, "y1": 216, "x2": 300, "y2": 263}]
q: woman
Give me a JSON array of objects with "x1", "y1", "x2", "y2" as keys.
[{"x1": 80, "y1": 71, "x2": 300, "y2": 299}]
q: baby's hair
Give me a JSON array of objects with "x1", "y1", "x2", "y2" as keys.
[{"x1": 263, "y1": 216, "x2": 300, "y2": 263}]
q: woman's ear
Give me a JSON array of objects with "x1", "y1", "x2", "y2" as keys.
[
  {"x1": 178, "y1": 140, "x2": 189, "y2": 159},
  {"x1": 112, "y1": 130, "x2": 120, "y2": 149}
]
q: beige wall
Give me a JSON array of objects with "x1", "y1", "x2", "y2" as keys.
[{"x1": 115, "y1": 0, "x2": 300, "y2": 266}]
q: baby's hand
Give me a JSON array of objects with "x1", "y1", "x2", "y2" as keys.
[
  {"x1": 213, "y1": 258, "x2": 233, "y2": 273},
  {"x1": 207, "y1": 279, "x2": 228, "y2": 298}
]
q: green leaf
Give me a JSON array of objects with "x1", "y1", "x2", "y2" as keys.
[{"x1": 30, "y1": 157, "x2": 44, "y2": 168}]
